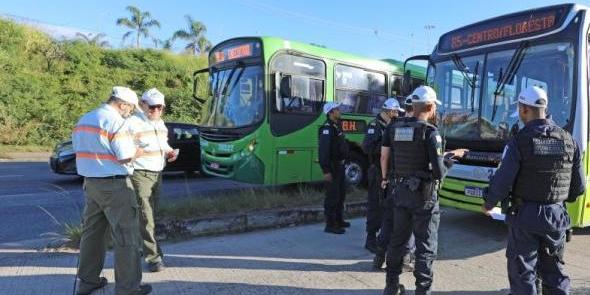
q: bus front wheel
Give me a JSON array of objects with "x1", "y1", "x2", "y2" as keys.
[{"x1": 345, "y1": 152, "x2": 368, "y2": 187}]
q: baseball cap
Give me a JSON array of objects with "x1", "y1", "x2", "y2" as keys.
[
  {"x1": 382, "y1": 98, "x2": 405, "y2": 112},
  {"x1": 112, "y1": 86, "x2": 138, "y2": 106},
  {"x1": 141, "y1": 88, "x2": 166, "y2": 106},
  {"x1": 411, "y1": 86, "x2": 441, "y2": 105},
  {"x1": 404, "y1": 96, "x2": 412, "y2": 106},
  {"x1": 517, "y1": 86, "x2": 548, "y2": 108},
  {"x1": 323, "y1": 102, "x2": 341, "y2": 114}
]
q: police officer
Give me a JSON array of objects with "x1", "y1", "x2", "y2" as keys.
[
  {"x1": 482, "y1": 86, "x2": 585, "y2": 295},
  {"x1": 362, "y1": 98, "x2": 405, "y2": 252},
  {"x1": 129, "y1": 88, "x2": 179, "y2": 273},
  {"x1": 73, "y1": 86, "x2": 152, "y2": 295},
  {"x1": 319, "y1": 102, "x2": 350, "y2": 234},
  {"x1": 381, "y1": 86, "x2": 466, "y2": 295}
]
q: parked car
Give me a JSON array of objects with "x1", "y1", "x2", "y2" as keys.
[{"x1": 50, "y1": 122, "x2": 201, "y2": 175}]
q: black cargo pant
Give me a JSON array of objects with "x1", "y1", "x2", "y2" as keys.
[
  {"x1": 324, "y1": 161, "x2": 346, "y2": 226},
  {"x1": 385, "y1": 182, "x2": 440, "y2": 295},
  {"x1": 366, "y1": 164, "x2": 383, "y2": 235}
]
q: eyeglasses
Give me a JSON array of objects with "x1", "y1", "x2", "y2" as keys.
[{"x1": 148, "y1": 104, "x2": 164, "y2": 111}]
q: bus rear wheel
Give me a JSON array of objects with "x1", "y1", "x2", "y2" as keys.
[{"x1": 345, "y1": 152, "x2": 367, "y2": 187}]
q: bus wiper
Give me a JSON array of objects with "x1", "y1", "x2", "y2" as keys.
[
  {"x1": 452, "y1": 55, "x2": 479, "y2": 113},
  {"x1": 491, "y1": 41, "x2": 529, "y2": 121}
]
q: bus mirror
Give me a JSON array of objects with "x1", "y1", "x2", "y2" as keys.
[
  {"x1": 193, "y1": 67, "x2": 210, "y2": 104},
  {"x1": 402, "y1": 70, "x2": 412, "y2": 96}
]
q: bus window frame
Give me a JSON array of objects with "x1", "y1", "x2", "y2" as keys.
[
  {"x1": 333, "y1": 63, "x2": 389, "y2": 117},
  {"x1": 269, "y1": 51, "x2": 327, "y2": 116}
]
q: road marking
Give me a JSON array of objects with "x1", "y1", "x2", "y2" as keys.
[
  {"x1": 0, "y1": 193, "x2": 37, "y2": 198},
  {"x1": 0, "y1": 175, "x2": 24, "y2": 178}
]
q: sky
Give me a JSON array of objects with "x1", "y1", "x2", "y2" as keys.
[{"x1": 1, "y1": 0, "x2": 589, "y2": 60}]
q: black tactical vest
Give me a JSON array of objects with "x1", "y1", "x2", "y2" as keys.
[
  {"x1": 325, "y1": 120, "x2": 349, "y2": 161},
  {"x1": 390, "y1": 120, "x2": 432, "y2": 177},
  {"x1": 512, "y1": 123, "x2": 575, "y2": 203}
]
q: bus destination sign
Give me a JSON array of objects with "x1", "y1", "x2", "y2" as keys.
[
  {"x1": 341, "y1": 119, "x2": 367, "y2": 134},
  {"x1": 211, "y1": 41, "x2": 261, "y2": 64},
  {"x1": 438, "y1": 5, "x2": 570, "y2": 53}
]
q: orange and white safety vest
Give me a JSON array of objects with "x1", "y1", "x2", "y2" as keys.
[
  {"x1": 72, "y1": 104, "x2": 136, "y2": 177},
  {"x1": 128, "y1": 112, "x2": 173, "y2": 172}
]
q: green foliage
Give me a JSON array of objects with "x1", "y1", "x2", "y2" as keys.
[{"x1": 0, "y1": 19, "x2": 208, "y2": 146}]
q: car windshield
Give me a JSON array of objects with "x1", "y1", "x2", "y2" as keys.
[
  {"x1": 430, "y1": 42, "x2": 574, "y2": 144},
  {"x1": 200, "y1": 65, "x2": 264, "y2": 128}
]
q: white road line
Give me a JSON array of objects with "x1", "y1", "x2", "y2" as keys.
[
  {"x1": 0, "y1": 175, "x2": 24, "y2": 178},
  {"x1": 0, "y1": 193, "x2": 37, "y2": 198}
]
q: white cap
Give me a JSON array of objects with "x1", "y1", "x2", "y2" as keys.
[
  {"x1": 323, "y1": 102, "x2": 341, "y2": 114},
  {"x1": 517, "y1": 86, "x2": 548, "y2": 108},
  {"x1": 141, "y1": 88, "x2": 166, "y2": 106},
  {"x1": 111, "y1": 86, "x2": 138, "y2": 105},
  {"x1": 411, "y1": 86, "x2": 441, "y2": 105},
  {"x1": 382, "y1": 98, "x2": 405, "y2": 112}
]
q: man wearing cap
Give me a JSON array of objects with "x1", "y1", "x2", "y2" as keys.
[
  {"x1": 128, "y1": 88, "x2": 178, "y2": 273},
  {"x1": 362, "y1": 98, "x2": 404, "y2": 252},
  {"x1": 363, "y1": 98, "x2": 415, "y2": 271},
  {"x1": 319, "y1": 102, "x2": 350, "y2": 234},
  {"x1": 381, "y1": 86, "x2": 466, "y2": 295},
  {"x1": 403, "y1": 96, "x2": 414, "y2": 117},
  {"x1": 73, "y1": 86, "x2": 152, "y2": 295},
  {"x1": 482, "y1": 86, "x2": 585, "y2": 295}
]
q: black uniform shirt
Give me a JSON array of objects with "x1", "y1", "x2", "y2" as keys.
[
  {"x1": 362, "y1": 114, "x2": 388, "y2": 164},
  {"x1": 382, "y1": 117, "x2": 451, "y2": 180},
  {"x1": 318, "y1": 119, "x2": 348, "y2": 174}
]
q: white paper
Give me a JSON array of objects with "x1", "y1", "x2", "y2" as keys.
[{"x1": 490, "y1": 207, "x2": 505, "y2": 221}]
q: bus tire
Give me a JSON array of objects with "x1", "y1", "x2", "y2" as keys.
[{"x1": 345, "y1": 151, "x2": 368, "y2": 187}]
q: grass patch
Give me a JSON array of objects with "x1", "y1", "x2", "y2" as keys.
[
  {"x1": 159, "y1": 185, "x2": 366, "y2": 220},
  {"x1": 0, "y1": 144, "x2": 52, "y2": 153}
]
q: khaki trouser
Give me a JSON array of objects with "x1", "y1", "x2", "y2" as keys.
[
  {"x1": 77, "y1": 177, "x2": 142, "y2": 295},
  {"x1": 131, "y1": 170, "x2": 162, "y2": 264}
]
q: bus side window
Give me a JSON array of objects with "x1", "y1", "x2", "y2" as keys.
[
  {"x1": 271, "y1": 54, "x2": 326, "y2": 114},
  {"x1": 335, "y1": 64, "x2": 387, "y2": 115}
]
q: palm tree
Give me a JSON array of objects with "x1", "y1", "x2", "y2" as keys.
[
  {"x1": 75, "y1": 32, "x2": 110, "y2": 48},
  {"x1": 173, "y1": 15, "x2": 211, "y2": 55},
  {"x1": 152, "y1": 37, "x2": 174, "y2": 50},
  {"x1": 116, "y1": 5, "x2": 160, "y2": 48}
]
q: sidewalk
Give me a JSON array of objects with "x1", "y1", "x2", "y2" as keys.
[{"x1": 1, "y1": 208, "x2": 589, "y2": 294}]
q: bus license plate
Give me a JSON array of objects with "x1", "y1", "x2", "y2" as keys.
[
  {"x1": 210, "y1": 162, "x2": 220, "y2": 169},
  {"x1": 464, "y1": 186, "x2": 485, "y2": 198}
]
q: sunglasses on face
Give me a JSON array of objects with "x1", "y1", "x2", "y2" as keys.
[{"x1": 148, "y1": 104, "x2": 164, "y2": 111}]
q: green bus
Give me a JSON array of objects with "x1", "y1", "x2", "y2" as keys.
[
  {"x1": 194, "y1": 37, "x2": 425, "y2": 186},
  {"x1": 406, "y1": 3, "x2": 590, "y2": 227}
]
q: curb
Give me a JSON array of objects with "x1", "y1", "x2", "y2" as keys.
[{"x1": 156, "y1": 201, "x2": 368, "y2": 240}]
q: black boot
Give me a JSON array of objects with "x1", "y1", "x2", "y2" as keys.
[
  {"x1": 365, "y1": 233, "x2": 379, "y2": 253},
  {"x1": 373, "y1": 252, "x2": 385, "y2": 270},
  {"x1": 324, "y1": 217, "x2": 345, "y2": 234},
  {"x1": 383, "y1": 284, "x2": 405, "y2": 295},
  {"x1": 402, "y1": 253, "x2": 414, "y2": 273}
]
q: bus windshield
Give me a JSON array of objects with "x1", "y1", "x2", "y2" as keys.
[
  {"x1": 430, "y1": 42, "x2": 575, "y2": 146},
  {"x1": 200, "y1": 65, "x2": 264, "y2": 128}
]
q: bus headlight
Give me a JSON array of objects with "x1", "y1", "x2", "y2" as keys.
[{"x1": 247, "y1": 139, "x2": 257, "y2": 152}]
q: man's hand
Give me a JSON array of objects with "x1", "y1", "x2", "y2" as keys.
[
  {"x1": 481, "y1": 204, "x2": 492, "y2": 216},
  {"x1": 446, "y1": 148, "x2": 469, "y2": 159},
  {"x1": 323, "y1": 173, "x2": 333, "y2": 182},
  {"x1": 167, "y1": 149, "x2": 179, "y2": 162},
  {"x1": 381, "y1": 179, "x2": 389, "y2": 189}
]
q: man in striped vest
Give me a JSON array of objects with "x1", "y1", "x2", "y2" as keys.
[
  {"x1": 72, "y1": 86, "x2": 152, "y2": 295},
  {"x1": 129, "y1": 88, "x2": 178, "y2": 273}
]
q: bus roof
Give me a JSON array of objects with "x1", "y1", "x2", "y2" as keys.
[{"x1": 213, "y1": 36, "x2": 425, "y2": 77}]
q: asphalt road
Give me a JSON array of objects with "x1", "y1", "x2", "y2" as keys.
[{"x1": 0, "y1": 162, "x2": 256, "y2": 246}]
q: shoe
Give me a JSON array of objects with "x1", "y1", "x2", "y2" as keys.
[
  {"x1": 365, "y1": 234, "x2": 379, "y2": 254},
  {"x1": 402, "y1": 253, "x2": 414, "y2": 273},
  {"x1": 132, "y1": 284, "x2": 153, "y2": 295},
  {"x1": 77, "y1": 277, "x2": 108, "y2": 295},
  {"x1": 148, "y1": 261, "x2": 165, "y2": 272},
  {"x1": 339, "y1": 220, "x2": 351, "y2": 228},
  {"x1": 324, "y1": 226, "x2": 345, "y2": 234},
  {"x1": 373, "y1": 253, "x2": 385, "y2": 270},
  {"x1": 383, "y1": 284, "x2": 405, "y2": 295}
]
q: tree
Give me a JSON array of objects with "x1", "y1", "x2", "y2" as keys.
[
  {"x1": 173, "y1": 15, "x2": 211, "y2": 55},
  {"x1": 152, "y1": 37, "x2": 174, "y2": 50},
  {"x1": 116, "y1": 5, "x2": 160, "y2": 48},
  {"x1": 75, "y1": 32, "x2": 110, "y2": 48}
]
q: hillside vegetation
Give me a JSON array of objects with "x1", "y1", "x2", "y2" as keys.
[{"x1": 0, "y1": 19, "x2": 208, "y2": 147}]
